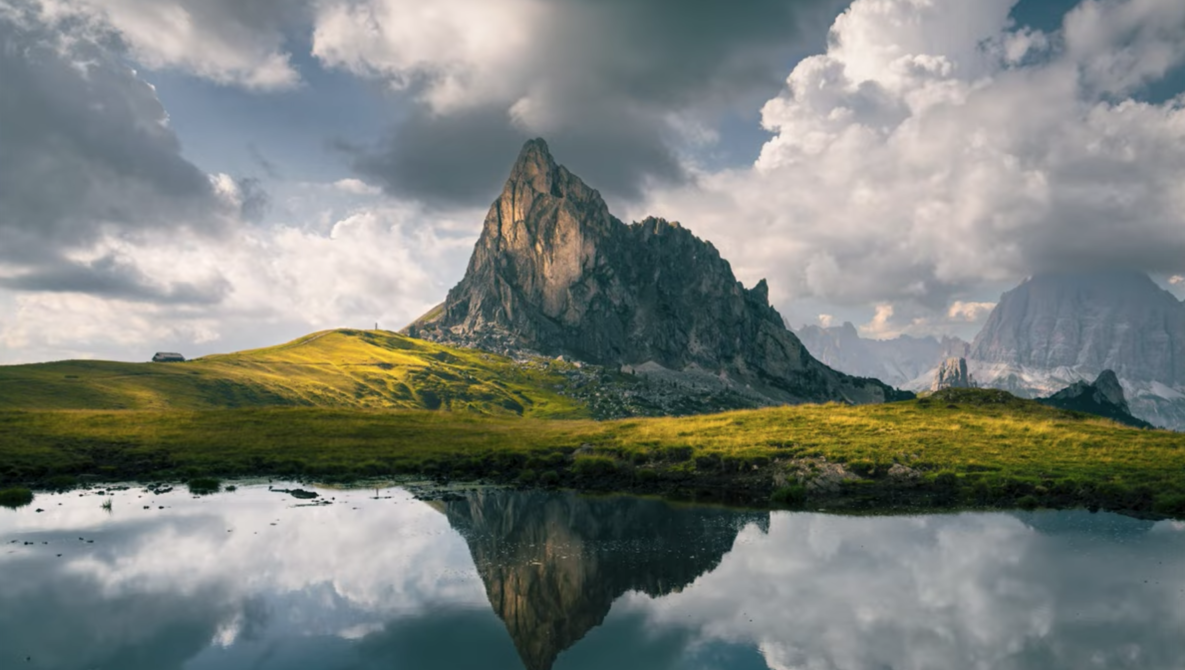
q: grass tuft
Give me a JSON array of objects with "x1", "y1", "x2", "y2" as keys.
[
  {"x1": 187, "y1": 477, "x2": 221, "y2": 495},
  {"x1": 0, "y1": 487, "x2": 34, "y2": 509}
]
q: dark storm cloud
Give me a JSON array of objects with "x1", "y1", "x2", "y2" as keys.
[
  {"x1": 0, "y1": 3, "x2": 218, "y2": 252},
  {"x1": 0, "y1": 254, "x2": 231, "y2": 305},
  {"x1": 0, "y1": 2, "x2": 262, "y2": 304},
  {"x1": 338, "y1": 0, "x2": 846, "y2": 208}
]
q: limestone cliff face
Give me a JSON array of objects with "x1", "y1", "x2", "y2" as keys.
[
  {"x1": 931, "y1": 357, "x2": 971, "y2": 391},
  {"x1": 441, "y1": 489, "x2": 768, "y2": 670},
  {"x1": 406, "y1": 139, "x2": 905, "y2": 405},
  {"x1": 968, "y1": 271, "x2": 1185, "y2": 428}
]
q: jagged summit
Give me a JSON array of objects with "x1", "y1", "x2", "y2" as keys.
[
  {"x1": 405, "y1": 139, "x2": 905, "y2": 406},
  {"x1": 1040, "y1": 369, "x2": 1154, "y2": 429}
]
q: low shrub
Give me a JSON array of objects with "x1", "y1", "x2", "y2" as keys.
[
  {"x1": 1153, "y1": 492, "x2": 1185, "y2": 517},
  {"x1": 187, "y1": 477, "x2": 221, "y2": 495},
  {"x1": 770, "y1": 484, "x2": 807, "y2": 506},
  {"x1": 572, "y1": 455, "x2": 617, "y2": 477},
  {"x1": 44, "y1": 474, "x2": 78, "y2": 491},
  {"x1": 0, "y1": 487, "x2": 34, "y2": 509},
  {"x1": 539, "y1": 471, "x2": 560, "y2": 487},
  {"x1": 662, "y1": 445, "x2": 694, "y2": 463},
  {"x1": 634, "y1": 468, "x2": 658, "y2": 483},
  {"x1": 517, "y1": 468, "x2": 538, "y2": 484},
  {"x1": 848, "y1": 459, "x2": 877, "y2": 477},
  {"x1": 1016, "y1": 495, "x2": 1040, "y2": 510}
]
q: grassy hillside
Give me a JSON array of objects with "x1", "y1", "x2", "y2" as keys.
[
  {"x1": 2, "y1": 390, "x2": 1182, "y2": 516},
  {"x1": 0, "y1": 329, "x2": 588, "y2": 418}
]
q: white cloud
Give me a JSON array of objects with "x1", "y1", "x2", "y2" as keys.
[
  {"x1": 333, "y1": 178, "x2": 382, "y2": 196},
  {"x1": 859, "y1": 303, "x2": 899, "y2": 339},
  {"x1": 1170, "y1": 275, "x2": 1185, "y2": 285},
  {"x1": 0, "y1": 204, "x2": 479, "y2": 363},
  {"x1": 634, "y1": 0, "x2": 1185, "y2": 336},
  {"x1": 43, "y1": 0, "x2": 303, "y2": 90},
  {"x1": 311, "y1": 0, "x2": 547, "y2": 112},
  {"x1": 947, "y1": 300, "x2": 996, "y2": 322},
  {"x1": 817, "y1": 313, "x2": 836, "y2": 327}
]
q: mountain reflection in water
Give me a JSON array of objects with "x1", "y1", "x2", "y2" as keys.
[
  {"x1": 0, "y1": 485, "x2": 1183, "y2": 670},
  {"x1": 438, "y1": 490, "x2": 768, "y2": 670}
]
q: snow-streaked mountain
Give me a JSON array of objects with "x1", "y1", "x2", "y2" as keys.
[
  {"x1": 967, "y1": 271, "x2": 1185, "y2": 429},
  {"x1": 794, "y1": 322, "x2": 968, "y2": 389}
]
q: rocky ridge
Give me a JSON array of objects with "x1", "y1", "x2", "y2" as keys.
[
  {"x1": 1038, "y1": 370, "x2": 1155, "y2": 429},
  {"x1": 406, "y1": 139, "x2": 908, "y2": 409}
]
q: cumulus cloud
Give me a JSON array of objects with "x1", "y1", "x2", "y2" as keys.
[
  {"x1": 333, "y1": 179, "x2": 382, "y2": 196},
  {"x1": 313, "y1": 0, "x2": 845, "y2": 206},
  {"x1": 0, "y1": 1, "x2": 267, "y2": 308},
  {"x1": 947, "y1": 300, "x2": 997, "y2": 322},
  {"x1": 0, "y1": 203, "x2": 478, "y2": 363},
  {"x1": 817, "y1": 313, "x2": 836, "y2": 327},
  {"x1": 47, "y1": 0, "x2": 307, "y2": 90},
  {"x1": 633, "y1": 0, "x2": 1185, "y2": 335}
]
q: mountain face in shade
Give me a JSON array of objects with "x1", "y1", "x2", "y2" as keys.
[
  {"x1": 1039, "y1": 370, "x2": 1154, "y2": 429},
  {"x1": 439, "y1": 489, "x2": 768, "y2": 670},
  {"x1": 794, "y1": 321, "x2": 969, "y2": 388},
  {"x1": 405, "y1": 139, "x2": 906, "y2": 406},
  {"x1": 931, "y1": 357, "x2": 972, "y2": 391},
  {"x1": 967, "y1": 271, "x2": 1185, "y2": 429}
]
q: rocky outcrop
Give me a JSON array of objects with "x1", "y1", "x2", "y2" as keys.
[
  {"x1": 931, "y1": 357, "x2": 972, "y2": 391},
  {"x1": 440, "y1": 489, "x2": 767, "y2": 670},
  {"x1": 967, "y1": 271, "x2": 1185, "y2": 429},
  {"x1": 1039, "y1": 370, "x2": 1155, "y2": 429},
  {"x1": 151, "y1": 352, "x2": 185, "y2": 363},
  {"x1": 405, "y1": 139, "x2": 907, "y2": 406}
]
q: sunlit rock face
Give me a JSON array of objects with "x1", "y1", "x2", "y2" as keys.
[
  {"x1": 440, "y1": 489, "x2": 768, "y2": 670},
  {"x1": 405, "y1": 138, "x2": 905, "y2": 406},
  {"x1": 968, "y1": 271, "x2": 1185, "y2": 429}
]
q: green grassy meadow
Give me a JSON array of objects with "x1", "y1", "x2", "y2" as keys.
[
  {"x1": 2, "y1": 384, "x2": 1183, "y2": 516},
  {"x1": 0, "y1": 329, "x2": 586, "y2": 418}
]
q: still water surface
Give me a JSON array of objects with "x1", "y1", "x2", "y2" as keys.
[{"x1": 1, "y1": 484, "x2": 1183, "y2": 670}]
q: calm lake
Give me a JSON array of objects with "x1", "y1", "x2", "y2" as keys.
[{"x1": 2, "y1": 484, "x2": 1183, "y2": 670}]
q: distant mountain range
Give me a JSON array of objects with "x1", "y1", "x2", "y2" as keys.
[
  {"x1": 793, "y1": 321, "x2": 969, "y2": 389},
  {"x1": 795, "y1": 272, "x2": 1185, "y2": 430}
]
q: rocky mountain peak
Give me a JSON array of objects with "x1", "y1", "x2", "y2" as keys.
[
  {"x1": 1040, "y1": 369, "x2": 1152, "y2": 428},
  {"x1": 970, "y1": 270, "x2": 1185, "y2": 385},
  {"x1": 931, "y1": 357, "x2": 971, "y2": 391},
  {"x1": 1092, "y1": 369, "x2": 1128, "y2": 412},
  {"x1": 404, "y1": 138, "x2": 906, "y2": 407}
]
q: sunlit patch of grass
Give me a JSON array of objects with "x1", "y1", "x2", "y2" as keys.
[
  {"x1": 0, "y1": 389, "x2": 1182, "y2": 516},
  {"x1": 0, "y1": 329, "x2": 588, "y2": 419}
]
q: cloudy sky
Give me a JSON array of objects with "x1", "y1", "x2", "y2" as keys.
[{"x1": 1, "y1": 0, "x2": 1184, "y2": 363}]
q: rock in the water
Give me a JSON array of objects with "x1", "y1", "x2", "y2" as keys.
[
  {"x1": 1040, "y1": 370, "x2": 1154, "y2": 429},
  {"x1": 404, "y1": 138, "x2": 907, "y2": 407},
  {"x1": 931, "y1": 357, "x2": 972, "y2": 391}
]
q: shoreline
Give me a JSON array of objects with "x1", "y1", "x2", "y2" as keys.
[
  {"x1": 3, "y1": 453, "x2": 1182, "y2": 520},
  {"x1": 3, "y1": 389, "x2": 1184, "y2": 519}
]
